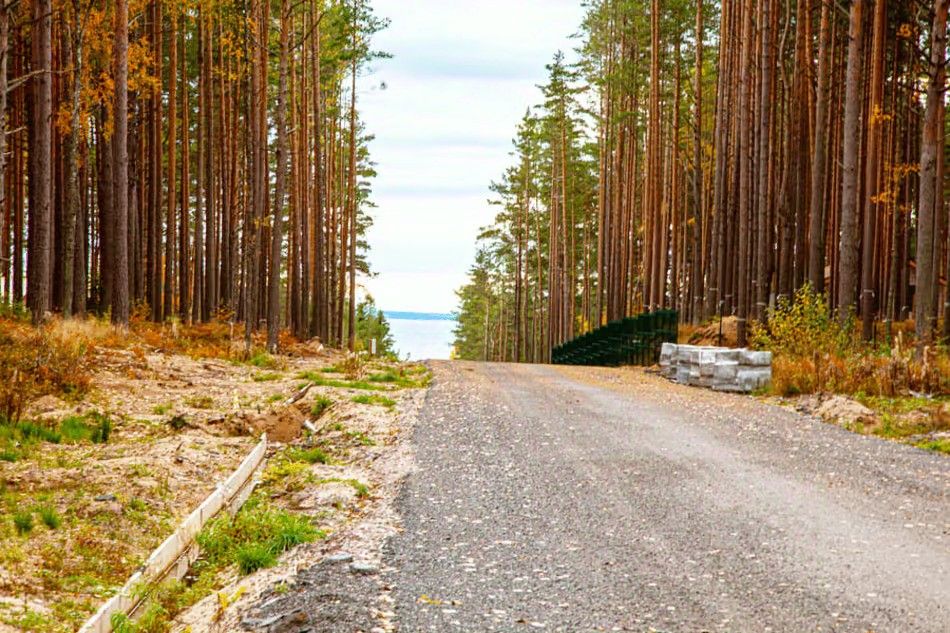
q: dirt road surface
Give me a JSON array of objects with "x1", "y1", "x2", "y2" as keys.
[{"x1": 384, "y1": 361, "x2": 949, "y2": 632}]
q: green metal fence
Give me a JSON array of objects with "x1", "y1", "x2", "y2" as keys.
[{"x1": 551, "y1": 310, "x2": 678, "y2": 367}]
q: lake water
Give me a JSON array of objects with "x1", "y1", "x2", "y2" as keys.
[{"x1": 388, "y1": 317, "x2": 456, "y2": 360}]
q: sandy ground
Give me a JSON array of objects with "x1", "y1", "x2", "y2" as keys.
[{"x1": 0, "y1": 340, "x2": 424, "y2": 633}]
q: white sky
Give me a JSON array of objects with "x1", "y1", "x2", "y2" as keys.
[{"x1": 359, "y1": 0, "x2": 587, "y2": 314}]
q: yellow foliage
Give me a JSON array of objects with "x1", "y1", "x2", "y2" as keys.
[{"x1": 750, "y1": 285, "x2": 950, "y2": 397}]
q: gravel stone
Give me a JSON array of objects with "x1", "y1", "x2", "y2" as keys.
[{"x1": 385, "y1": 361, "x2": 950, "y2": 632}]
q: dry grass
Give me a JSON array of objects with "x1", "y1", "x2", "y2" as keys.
[{"x1": 750, "y1": 286, "x2": 950, "y2": 398}]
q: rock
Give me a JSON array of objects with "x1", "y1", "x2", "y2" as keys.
[
  {"x1": 815, "y1": 396, "x2": 877, "y2": 427},
  {"x1": 327, "y1": 552, "x2": 354, "y2": 564},
  {"x1": 350, "y1": 561, "x2": 378, "y2": 575},
  {"x1": 94, "y1": 493, "x2": 117, "y2": 502}
]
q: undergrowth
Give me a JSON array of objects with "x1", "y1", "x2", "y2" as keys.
[
  {"x1": 108, "y1": 495, "x2": 323, "y2": 633},
  {"x1": 351, "y1": 394, "x2": 396, "y2": 409},
  {"x1": 750, "y1": 285, "x2": 950, "y2": 397}
]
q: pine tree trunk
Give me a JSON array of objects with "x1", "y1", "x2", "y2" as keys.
[
  {"x1": 836, "y1": 0, "x2": 866, "y2": 323},
  {"x1": 860, "y1": 0, "x2": 886, "y2": 340},
  {"x1": 807, "y1": 0, "x2": 832, "y2": 293},
  {"x1": 268, "y1": 0, "x2": 290, "y2": 353},
  {"x1": 164, "y1": 9, "x2": 177, "y2": 320},
  {"x1": 27, "y1": 0, "x2": 52, "y2": 323},
  {"x1": 915, "y1": 0, "x2": 948, "y2": 348}
]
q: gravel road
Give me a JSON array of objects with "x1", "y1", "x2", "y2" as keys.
[{"x1": 384, "y1": 361, "x2": 950, "y2": 632}]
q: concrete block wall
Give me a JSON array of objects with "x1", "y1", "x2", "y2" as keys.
[{"x1": 659, "y1": 343, "x2": 771, "y2": 393}]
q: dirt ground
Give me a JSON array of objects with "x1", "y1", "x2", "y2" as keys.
[{"x1": 0, "y1": 339, "x2": 427, "y2": 633}]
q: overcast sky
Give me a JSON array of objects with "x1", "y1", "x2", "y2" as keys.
[{"x1": 359, "y1": 0, "x2": 586, "y2": 314}]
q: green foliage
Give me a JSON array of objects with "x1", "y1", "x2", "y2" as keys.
[
  {"x1": 354, "y1": 295, "x2": 397, "y2": 358},
  {"x1": 167, "y1": 415, "x2": 188, "y2": 431},
  {"x1": 235, "y1": 543, "x2": 276, "y2": 574},
  {"x1": 749, "y1": 284, "x2": 854, "y2": 358},
  {"x1": 311, "y1": 395, "x2": 333, "y2": 418},
  {"x1": 151, "y1": 403, "x2": 172, "y2": 415},
  {"x1": 37, "y1": 505, "x2": 61, "y2": 530},
  {"x1": 286, "y1": 447, "x2": 331, "y2": 465},
  {"x1": 915, "y1": 438, "x2": 950, "y2": 454},
  {"x1": 351, "y1": 394, "x2": 396, "y2": 409},
  {"x1": 13, "y1": 510, "x2": 34, "y2": 535},
  {"x1": 0, "y1": 301, "x2": 30, "y2": 321},
  {"x1": 247, "y1": 351, "x2": 281, "y2": 370},
  {"x1": 59, "y1": 412, "x2": 112, "y2": 444},
  {"x1": 195, "y1": 495, "x2": 321, "y2": 578},
  {"x1": 252, "y1": 371, "x2": 281, "y2": 382},
  {"x1": 367, "y1": 370, "x2": 398, "y2": 383}
]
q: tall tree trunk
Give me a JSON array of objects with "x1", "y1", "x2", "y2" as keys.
[
  {"x1": 346, "y1": 27, "x2": 358, "y2": 352},
  {"x1": 808, "y1": 0, "x2": 832, "y2": 294},
  {"x1": 859, "y1": 0, "x2": 886, "y2": 340},
  {"x1": 164, "y1": 9, "x2": 178, "y2": 320},
  {"x1": 915, "y1": 0, "x2": 948, "y2": 348},
  {"x1": 28, "y1": 0, "x2": 52, "y2": 323},
  {"x1": 836, "y1": 0, "x2": 866, "y2": 323},
  {"x1": 690, "y1": 0, "x2": 704, "y2": 324},
  {"x1": 736, "y1": 0, "x2": 754, "y2": 346},
  {"x1": 755, "y1": 0, "x2": 773, "y2": 323},
  {"x1": 268, "y1": 0, "x2": 290, "y2": 353}
]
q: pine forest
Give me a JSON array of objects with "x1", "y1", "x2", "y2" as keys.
[
  {"x1": 0, "y1": 0, "x2": 387, "y2": 352},
  {"x1": 453, "y1": 0, "x2": 950, "y2": 364}
]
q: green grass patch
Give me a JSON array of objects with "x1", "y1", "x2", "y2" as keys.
[
  {"x1": 915, "y1": 438, "x2": 950, "y2": 454},
  {"x1": 59, "y1": 412, "x2": 112, "y2": 444},
  {"x1": 247, "y1": 351, "x2": 282, "y2": 370},
  {"x1": 367, "y1": 370, "x2": 399, "y2": 383},
  {"x1": 296, "y1": 371, "x2": 387, "y2": 391},
  {"x1": 13, "y1": 510, "x2": 33, "y2": 535},
  {"x1": 252, "y1": 371, "x2": 282, "y2": 383},
  {"x1": 311, "y1": 395, "x2": 333, "y2": 418},
  {"x1": 351, "y1": 394, "x2": 396, "y2": 409},
  {"x1": 37, "y1": 504, "x2": 61, "y2": 530},
  {"x1": 196, "y1": 495, "x2": 322, "y2": 575},
  {"x1": 286, "y1": 446, "x2": 331, "y2": 465},
  {"x1": 151, "y1": 403, "x2": 173, "y2": 415}
]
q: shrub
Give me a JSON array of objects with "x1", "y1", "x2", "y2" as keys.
[
  {"x1": 750, "y1": 284, "x2": 853, "y2": 358},
  {"x1": 311, "y1": 396, "x2": 333, "y2": 419},
  {"x1": 340, "y1": 353, "x2": 365, "y2": 381},
  {"x1": 13, "y1": 510, "x2": 34, "y2": 535},
  {"x1": 37, "y1": 505, "x2": 61, "y2": 530},
  {"x1": 235, "y1": 542, "x2": 277, "y2": 574},
  {"x1": 287, "y1": 447, "x2": 331, "y2": 465},
  {"x1": 0, "y1": 319, "x2": 94, "y2": 423},
  {"x1": 196, "y1": 495, "x2": 320, "y2": 576},
  {"x1": 751, "y1": 286, "x2": 950, "y2": 397}
]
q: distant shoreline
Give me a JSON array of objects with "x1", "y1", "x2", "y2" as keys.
[{"x1": 385, "y1": 311, "x2": 457, "y2": 322}]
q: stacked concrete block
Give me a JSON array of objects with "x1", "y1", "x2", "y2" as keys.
[{"x1": 659, "y1": 343, "x2": 771, "y2": 393}]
